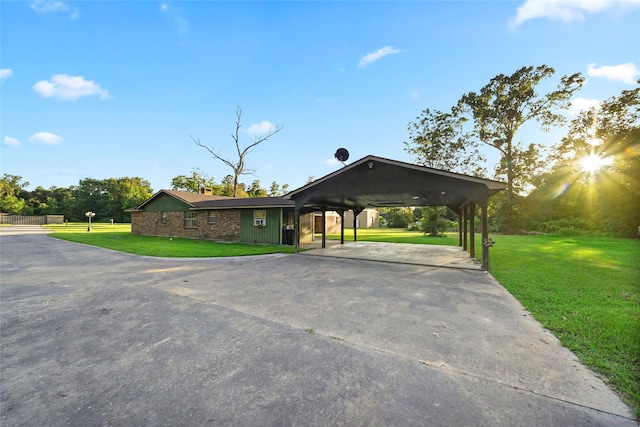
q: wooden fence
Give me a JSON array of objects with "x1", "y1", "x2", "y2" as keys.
[{"x1": 0, "y1": 214, "x2": 64, "y2": 225}]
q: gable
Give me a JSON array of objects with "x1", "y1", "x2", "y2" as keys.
[
  {"x1": 285, "y1": 155, "x2": 507, "y2": 211},
  {"x1": 142, "y1": 193, "x2": 193, "y2": 212}
]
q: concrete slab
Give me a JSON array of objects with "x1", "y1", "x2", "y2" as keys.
[
  {"x1": 301, "y1": 240, "x2": 482, "y2": 269},
  {"x1": 1, "y1": 228, "x2": 636, "y2": 426}
]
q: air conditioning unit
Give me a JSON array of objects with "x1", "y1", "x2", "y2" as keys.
[{"x1": 254, "y1": 218, "x2": 266, "y2": 226}]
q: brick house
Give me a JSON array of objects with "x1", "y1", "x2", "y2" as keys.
[{"x1": 126, "y1": 190, "x2": 314, "y2": 245}]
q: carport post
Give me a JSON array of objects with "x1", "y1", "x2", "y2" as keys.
[
  {"x1": 462, "y1": 204, "x2": 468, "y2": 251},
  {"x1": 294, "y1": 206, "x2": 300, "y2": 253},
  {"x1": 321, "y1": 209, "x2": 326, "y2": 248},
  {"x1": 481, "y1": 206, "x2": 490, "y2": 270},
  {"x1": 353, "y1": 211, "x2": 357, "y2": 242},
  {"x1": 339, "y1": 209, "x2": 345, "y2": 244},
  {"x1": 469, "y1": 202, "x2": 475, "y2": 259},
  {"x1": 458, "y1": 208, "x2": 463, "y2": 247}
]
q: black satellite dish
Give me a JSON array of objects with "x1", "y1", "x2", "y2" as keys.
[{"x1": 334, "y1": 148, "x2": 349, "y2": 164}]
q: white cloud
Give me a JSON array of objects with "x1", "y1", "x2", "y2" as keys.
[
  {"x1": 245, "y1": 120, "x2": 276, "y2": 136},
  {"x1": 587, "y1": 62, "x2": 640, "y2": 84},
  {"x1": 3, "y1": 136, "x2": 20, "y2": 147},
  {"x1": 568, "y1": 97, "x2": 601, "y2": 115},
  {"x1": 510, "y1": 0, "x2": 640, "y2": 26},
  {"x1": 30, "y1": 132, "x2": 63, "y2": 145},
  {"x1": 33, "y1": 74, "x2": 111, "y2": 101},
  {"x1": 30, "y1": 0, "x2": 68, "y2": 13},
  {"x1": 30, "y1": 0, "x2": 79, "y2": 19},
  {"x1": 358, "y1": 46, "x2": 402, "y2": 68},
  {"x1": 324, "y1": 157, "x2": 342, "y2": 167},
  {"x1": 0, "y1": 69, "x2": 13, "y2": 80}
]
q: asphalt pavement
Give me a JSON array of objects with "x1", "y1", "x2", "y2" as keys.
[{"x1": 0, "y1": 226, "x2": 636, "y2": 426}]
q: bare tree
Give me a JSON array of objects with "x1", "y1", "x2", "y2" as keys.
[{"x1": 192, "y1": 105, "x2": 283, "y2": 197}]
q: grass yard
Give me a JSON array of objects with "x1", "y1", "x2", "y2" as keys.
[
  {"x1": 325, "y1": 228, "x2": 459, "y2": 245},
  {"x1": 43, "y1": 223, "x2": 296, "y2": 257},
  {"x1": 329, "y1": 228, "x2": 640, "y2": 416}
]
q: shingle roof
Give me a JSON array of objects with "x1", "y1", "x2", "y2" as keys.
[
  {"x1": 128, "y1": 189, "x2": 233, "y2": 211},
  {"x1": 127, "y1": 190, "x2": 293, "y2": 212},
  {"x1": 192, "y1": 197, "x2": 294, "y2": 209},
  {"x1": 162, "y1": 189, "x2": 233, "y2": 205}
]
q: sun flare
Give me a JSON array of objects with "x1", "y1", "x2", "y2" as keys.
[{"x1": 579, "y1": 154, "x2": 612, "y2": 174}]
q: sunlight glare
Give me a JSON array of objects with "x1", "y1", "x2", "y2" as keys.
[{"x1": 579, "y1": 155, "x2": 611, "y2": 174}]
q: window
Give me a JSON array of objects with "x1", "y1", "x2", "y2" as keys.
[
  {"x1": 254, "y1": 209, "x2": 266, "y2": 226},
  {"x1": 160, "y1": 212, "x2": 167, "y2": 223},
  {"x1": 207, "y1": 211, "x2": 216, "y2": 224},
  {"x1": 184, "y1": 211, "x2": 198, "y2": 228}
]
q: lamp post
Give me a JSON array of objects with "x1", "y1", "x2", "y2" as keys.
[{"x1": 85, "y1": 211, "x2": 96, "y2": 231}]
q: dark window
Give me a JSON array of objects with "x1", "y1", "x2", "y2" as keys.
[
  {"x1": 184, "y1": 211, "x2": 198, "y2": 228},
  {"x1": 207, "y1": 211, "x2": 216, "y2": 224},
  {"x1": 160, "y1": 212, "x2": 167, "y2": 223}
]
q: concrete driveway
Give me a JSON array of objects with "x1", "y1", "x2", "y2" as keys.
[{"x1": 1, "y1": 226, "x2": 636, "y2": 426}]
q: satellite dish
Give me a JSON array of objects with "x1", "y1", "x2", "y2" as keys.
[{"x1": 334, "y1": 148, "x2": 349, "y2": 164}]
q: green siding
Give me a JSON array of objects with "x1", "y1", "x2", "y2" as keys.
[
  {"x1": 144, "y1": 194, "x2": 191, "y2": 212},
  {"x1": 240, "y1": 208, "x2": 283, "y2": 244}
]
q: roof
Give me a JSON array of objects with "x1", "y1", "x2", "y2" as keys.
[
  {"x1": 192, "y1": 197, "x2": 294, "y2": 210},
  {"x1": 162, "y1": 189, "x2": 233, "y2": 204},
  {"x1": 126, "y1": 190, "x2": 294, "y2": 212},
  {"x1": 126, "y1": 189, "x2": 233, "y2": 211},
  {"x1": 284, "y1": 155, "x2": 506, "y2": 212}
]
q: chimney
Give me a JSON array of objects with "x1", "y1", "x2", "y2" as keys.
[{"x1": 200, "y1": 187, "x2": 213, "y2": 195}]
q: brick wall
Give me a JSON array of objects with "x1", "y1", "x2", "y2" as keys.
[{"x1": 131, "y1": 210, "x2": 241, "y2": 241}]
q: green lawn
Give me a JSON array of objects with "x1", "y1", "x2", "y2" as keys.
[
  {"x1": 43, "y1": 223, "x2": 296, "y2": 257},
  {"x1": 44, "y1": 224, "x2": 639, "y2": 416}
]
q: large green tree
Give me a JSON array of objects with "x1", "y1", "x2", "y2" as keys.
[
  {"x1": 0, "y1": 174, "x2": 29, "y2": 214},
  {"x1": 269, "y1": 181, "x2": 289, "y2": 196},
  {"x1": 458, "y1": 65, "x2": 584, "y2": 231},
  {"x1": 404, "y1": 106, "x2": 486, "y2": 176},
  {"x1": 72, "y1": 177, "x2": 152, "y2": 222},
  {"x1": 404, "y1": 107, "x2": 487, "y2": 235},
  {"x1": 171, "y1": 167, "x2": 218, "y2": 193}
]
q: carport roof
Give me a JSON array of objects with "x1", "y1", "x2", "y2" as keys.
[{"x1": 284, "y1": 155, "x2": 506, "y2": 212}]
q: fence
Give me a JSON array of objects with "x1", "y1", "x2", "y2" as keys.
[{"x1": 0, "y1": 214, "x2": 65, "y2": 225}]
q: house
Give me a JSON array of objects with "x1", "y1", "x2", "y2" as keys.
[
  {"x1": 313, "y1": 209, "x2": 380, "y2": 233},
  {"x1": 343, "y1": 208, "x2": 380, "y2": 229},
  {"x1": 126, "y1": 189, "x2": 314, "y2": 245},
  {"x1": 127, "y1": 154, "x2": 506, "y2": 268}
]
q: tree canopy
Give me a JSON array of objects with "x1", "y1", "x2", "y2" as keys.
[
  {"x1": 404, "y1": 106, "x2": 486, "y2": 176},
  {"x1": 458, "y1": 65, "x2": 584, "y2": 231}
]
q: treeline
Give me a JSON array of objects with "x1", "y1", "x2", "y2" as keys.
[
  {"x1": 0, "y1": 172, "x2": 289, "y2": 223},
  {"x1": 404, "y1": 65, "x2": 639, "y2": 237},
  {"x1": 0, "y1": 176, "x2": 154, "y2": 223},
  {"x1": 169, "y1": 168, "x2": 289, "y2": 198}
]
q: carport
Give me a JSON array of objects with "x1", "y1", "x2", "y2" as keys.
[{"x1": 284, "y1": 155, "x2": 507, "y2": 270}]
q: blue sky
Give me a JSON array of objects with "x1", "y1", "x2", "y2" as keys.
[{"x1": 2, "y1": 0, "x2": 639, "y2": 192}]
